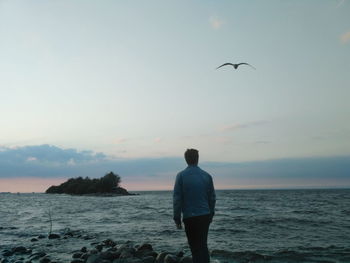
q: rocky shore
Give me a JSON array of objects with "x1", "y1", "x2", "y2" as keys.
[{"x1": 0, "y1": 231, "x2": 192, "y2": 263}]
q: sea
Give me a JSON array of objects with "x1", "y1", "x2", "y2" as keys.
[{"x1": 1, "y1": 189, "x2": 350, "y2": 263}]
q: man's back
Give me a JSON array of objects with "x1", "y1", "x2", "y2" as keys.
[
  {"x1": 173, "y1": 149, "x2": 216, "y2": 263},
  {"x1": 173, "y1": 165, "x2": 216, "y2": 222}
]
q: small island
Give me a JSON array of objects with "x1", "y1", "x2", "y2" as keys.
[{"x1": 45, "y1": 172, "x2": 134, "y2": 196}]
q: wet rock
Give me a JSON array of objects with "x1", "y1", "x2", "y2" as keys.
[
  {"x1": 71, "y1": 260, "x2": 84, "y2": 263},
  {"x1": 179, "y1": 257, "x2": 192, "y2": 263},
  {"x1": 163, "y1": 255, "x2": 178, "y2": 263},
  {"x1": 106, "y1": 248, "x2": 118, "y2": 253},
  {"x1": 100, "y1": 251, "x2": 119, "y2": 261},
  {"x1": 39, "y1": 257, "x2": 50, "y2": 263},
  {"x1": 2, "y1": 250, "x2": 13, "y2": 257},
  {"x1": 72, "y1": 253, "x2": 83, "y2": 259},
  {"x1": 48, "y1": 234, "x2": 60, "y2": 239},
  {"x1": 86, "y1": 255, "x2": 103, "y2": 263},
  {"x1": 113, "y1": 259, "x2": 142, "y2": 263},
  {"x1": 81, "y1": 253, "x2": 89, "y2": 261},
  {"x1": 29, "y1": 252, "x2": 47, "y2": 260},
  {"x1": 31, "y1": 238, "x2": 38, "y2": 242},
  {"x1": 155, "y1": 252, "x2": 169, "y2": 263},
  {"x1": 137, "y1": 245, "x2": 152, "y2": 252},
  {"x1": 95, "y1": 245, "x2": 103, "y2": 252},
  {"x1": 141, "y1": 256, "x2": 154, "y2": 263},
  {"x1": 102, "y1": 239, "x2": 116, "y2": 248},
  {"x1": 117, "y1": 245, "x2": 135, "y2": 259},
  {"x1": 81, "y1": 247, "x2": 87, "y2": 253},
  {"x1": 12, "y1": 247, "x2": 27, "y2": 254}
]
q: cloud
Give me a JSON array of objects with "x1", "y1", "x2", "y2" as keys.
[
  {"x1": 209, "y1": 16, "x2": 224, "y2": 30},
  {"x1": 1, "y1": 144, "x2": 349, "y2": 191},
  {"x1": 336, "y1": 0, "x2": 345, "y2": 8},
  {"x1": 340, "y1": 31, "x2": 350, "y2": 44},
  {"x1": 154, "y1": 137, "x2": 162, "y2": 143},
  {"x1": 0, "y1": 144, "x2": 106, "y2": 167},
  {"x1": 113, "y1": 138, "x2": 127, "y2": 144},
  {"x1": 219, "y1": 121, "x2": 268, "y2": 132}
]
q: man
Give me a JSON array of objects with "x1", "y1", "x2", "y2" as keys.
[{"x1": 173, "y1": 149, "x2": 216, "y2": 263}]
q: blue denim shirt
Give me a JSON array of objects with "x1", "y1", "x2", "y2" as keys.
[{"x1": 173, "y1": 165, "x2": 216, "y2": 224}]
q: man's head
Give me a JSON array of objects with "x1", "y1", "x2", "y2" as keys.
[{"x1": 184, "y1": 148, "x2": 199, "y2": 166}]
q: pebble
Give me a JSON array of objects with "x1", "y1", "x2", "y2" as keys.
[
  {"x1": 48, "y1": 234, "x2": 60, "y2": 239},
  {"x1": 12, "y1": 247, "x2": 27, "y2": 254},
  {"x1": 164, "y1": 255, "x2": 177, "y2": 263},
  {"x1": 39, "y1": 257, "x2": 51, "y2": 263},
  {"x1": 72, "y1": 253, "x2": 83, "y2": 259}
]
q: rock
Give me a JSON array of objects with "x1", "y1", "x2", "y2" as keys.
[
  {"x1": 89, "y1": 249, "x2": 99, "y2": 255},
  {"x1": 103, "y1": 239, "x2": 116, "y2": 248},
  {"x1": 86, "y1": 255, "x2": 103, "y2": 263},
  {"x1": 163, "y1": 255, "x2": 178, "y2": 263},
  {"x1": 2, "y1": 250, "x2": 13, "y2": 257},
  {"x1": 31, "y1": 238, "x2": 38, "y2": 242},
  {"x1": 179, "y1": 257, "x2": 192, "y2": 263},
  {"x1": 106, "y1": 248, "x2": 118, "y2": 253},
  {"x1": 141, "y1": 256, "x2": 154, "y2": 263},
  {"x1": 39, "y1": 257, "x2": 50, "y2": 263},
  {"x1": 155, "y1": 252, "x2": 169, "y2": 263},
  {"x1": 72, "y1": 253, "x2": 83, "y2": 259},
  {"x1": 12, "y1": 247, "x2": 27, "y2": 254},
  {"x1": 48, "y1": 234, "x2": 60, "y2": 239},
  {"x1": 137, "y1": 245, "x2": 152, "y2": 252},
  {"x1": 100, "y1": 251, "x2": 119, "y2": 261},
  {"x1": 95, "y1": 245, "x2": 103, "y2": 252},
  {"x1": 175, "y1": 252, "x2": 183, "y2": 258},
  {"x1": 113, "y1": 259, "x2": 142, "y2": 263},
  {"x1": 81, "y1": 247, "x2": 87, "y2": 253},
  {"x1": 71, "y1": 260, "x2": 84, "y2": 263},
  {"x1": 117, "y1": 245, "x2": 135, "y2": 259},
  {"x1": 143, "y1": 251, "x2": 157, "y2": 259},
  {"x1": 29, "y1": 252, "x2": 46, "y2": 260},
  {"x1": 81, "y1": 253, "x2": 89, "y2": 261}
]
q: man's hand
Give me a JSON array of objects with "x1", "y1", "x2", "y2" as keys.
[{"x1": 176, "y1": 223, "x2": 182, "y2": 229}]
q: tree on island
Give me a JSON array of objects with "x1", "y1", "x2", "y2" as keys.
[{"x1": 45, "y1": 172, "x2": 130, "y2": 195}]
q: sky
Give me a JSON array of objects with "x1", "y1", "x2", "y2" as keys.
[{"x1": 0, "y1": 0, "x2": 349, "y2": 192}]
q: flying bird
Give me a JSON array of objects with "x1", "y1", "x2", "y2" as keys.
[{"x1": 216, "y1": 62, "x2": 256, "y2": 70}]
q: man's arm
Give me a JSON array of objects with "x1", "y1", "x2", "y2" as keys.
[
  {"x1": 208, "y1": 175, "x2": 216, "y2": 222},
  {"x1": 173, "y1": 173, "x2": 183, "y2": 226}
]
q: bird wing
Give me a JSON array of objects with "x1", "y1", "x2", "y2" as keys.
[
  {"x1": 216, "y1": 63, "x2": 235, "y2": 69},
  {"x1": 237, "y1": 63, "x2": 256, "y2": 70}
]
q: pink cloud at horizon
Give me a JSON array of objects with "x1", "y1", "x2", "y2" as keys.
[{"x1": 0, "y1": 178, "x2": 67, "y2": 193}]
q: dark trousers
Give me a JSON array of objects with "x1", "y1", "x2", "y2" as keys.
[{"x1": 183, "y1": 214, "x2": 211, "y2": 263}]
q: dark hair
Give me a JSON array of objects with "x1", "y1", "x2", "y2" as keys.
[{"x1": 184, "y1": 149, "x2": 199, "y2": 165}]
